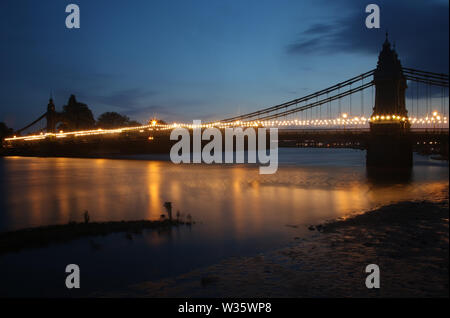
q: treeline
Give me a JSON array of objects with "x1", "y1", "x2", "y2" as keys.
[
  {"x1": 0, "y1": 94, "x2": 158, "y2": 139},
  {"x1": 56, "y1": 94, "x2": 142, "y2": 131},
  {"x1": 0, "y1": 122, "x2": 13, "y2": 140}
]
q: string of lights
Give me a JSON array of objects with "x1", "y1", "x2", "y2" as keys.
[{"x1": 4, "y1": 112, "x2": 448, "y2": 143}]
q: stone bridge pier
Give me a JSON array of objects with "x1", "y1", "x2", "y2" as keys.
[{"x1": 367, "y1": 34, "x2": 412, "y2": 168}]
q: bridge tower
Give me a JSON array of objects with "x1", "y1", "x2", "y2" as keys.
[
  {"x1": 46, "y1": 97, "x2": 57, "y2": 133},
  {"x1": 367, "y1": 33, "x2": 412, "y2": 168}
]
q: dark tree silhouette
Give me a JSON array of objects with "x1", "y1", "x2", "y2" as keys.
[
  {"x1": 0, "y1": 122, "x2": 13, "y2": 140},
  {"x1": 59, "y1": 95, "x2": 95, "y2": 131},
  {"x1": 128, "y1": 120, "x2": 141, "y2": 126},
  {"x1": 97, "y1": 112, "x2": 141, "y2": 128}
]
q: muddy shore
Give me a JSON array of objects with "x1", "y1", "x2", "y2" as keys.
[{"x1": 101, "y1": 198, "x2": 449, "y2": 298}]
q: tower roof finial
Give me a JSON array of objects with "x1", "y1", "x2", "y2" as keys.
[{"x1": 383, "y1": 29, "x2": 391, "y2": 49}]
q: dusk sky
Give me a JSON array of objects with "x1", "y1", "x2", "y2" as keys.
[{"x1": 1, "y1": 0, "x2": 448, "y2": 129}]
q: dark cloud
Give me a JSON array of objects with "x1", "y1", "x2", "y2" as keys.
[
  {"x1": 85, "y1": 89, "x2": 158, "y2": 110},
  {"x1": 301, "y1": 23, "x2": 337, "y2": 35},
  {"x1": 121, "y1": 103, "x2": 216, "y2": 123},
  {"x1": 287, "y1": 0, "x2": 449, "y2": 73},
  {"x1": 52, "y1": 87, "x2": 215, "y2": 123},
  {"x1": 288, "y1": 38, "x2": 325, "y2": 54},
  {"x1": 121, "y1": 104, "x2": 179, "y2": 121}
]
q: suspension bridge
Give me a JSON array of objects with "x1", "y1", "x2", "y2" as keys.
[{"x1": 2, "y1": 36, "x2": 449, "y2": 166}]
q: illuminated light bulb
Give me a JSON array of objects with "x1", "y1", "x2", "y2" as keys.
[{"x1": 433, "y1": 111, "x2": 438, "y2": 117}]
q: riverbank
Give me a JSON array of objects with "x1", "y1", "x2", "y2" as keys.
[
  {"x1": 0, "y1": 219, "x2": 191, "y2": 255},
  {"x1": 102, "y1": 198, "x2": 449, "y2": 297}
]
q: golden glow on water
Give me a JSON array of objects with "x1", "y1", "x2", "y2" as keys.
[
  {"x1": 147, "y1": 162, "x2": 162, "y2": 220},
  {"x1": 1, "y1": 156, "x2": 448, "y2": 240}
]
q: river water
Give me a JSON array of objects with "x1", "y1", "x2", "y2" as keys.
[{"x1": 0, "y1": 149, "x2": 448, "y2": 296}]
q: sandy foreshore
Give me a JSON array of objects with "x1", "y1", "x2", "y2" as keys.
[{"x1": 100, "y1": 196, "x2": 449, "y2": 298}]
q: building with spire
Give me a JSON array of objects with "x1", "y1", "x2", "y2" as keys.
[{"x1": 46, "y1": 96, "x2": 58, "y2": 133}]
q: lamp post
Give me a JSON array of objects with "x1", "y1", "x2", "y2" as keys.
[
  {"x1": 342, "y1": 113, "x2": 348, "y2": 132},
  {"x1": 432, "y1": 111, "x2": 438, "y2": 131}
]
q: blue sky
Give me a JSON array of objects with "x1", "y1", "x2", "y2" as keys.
[{"x1": 1, "y1": 0, "x2": 448, "y2": 129}]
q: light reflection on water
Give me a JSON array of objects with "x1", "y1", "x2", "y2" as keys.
[
  {"x1": 0, "y1": 149, "x2": 448, "y2": 296},
  {"x1": 0, "y1": 149, "x2": 447, "y2": 235}
]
